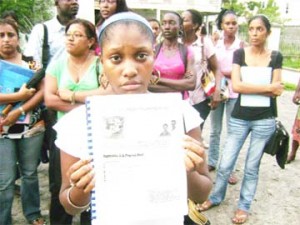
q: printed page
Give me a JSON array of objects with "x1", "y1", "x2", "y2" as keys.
[
  {"x1": 86, "y1": 93, "x2": 187, "y2": 225},
  {"x1": 240, "y1": 66, "x2": 272, "y2": 107}
]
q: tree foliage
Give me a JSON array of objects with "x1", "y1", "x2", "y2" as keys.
[
  {"x1": 0, "y1": 0, "x2": 54, "y2": 33},
  {"x1": 221, "y1": 0, "x2": 282, "y2": 24}
]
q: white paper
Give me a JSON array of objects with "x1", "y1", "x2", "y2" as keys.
[
  {"x1": 86, "y1": 93, "x2": 187, "y2": 225},
  {"x1": 240, "y1": 66, "x2": 272, "y2": 107}
]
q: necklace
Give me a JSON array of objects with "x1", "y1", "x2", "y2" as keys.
[{"x1": 68, "y1": 52, "x2": 92, "y2": 82}]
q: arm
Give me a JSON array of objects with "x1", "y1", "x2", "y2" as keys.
[
  {"x1": 184, "y1": 127, "x2": 212, "y2": 203},
  {"x1": 148, "y1": 55, "x2": 196, "y2": 92},
  {"x1": 57, "y1": 88, "x2": 102, "y2": 104},
  {"x1": 1, "y1": 81, "x2": 42, "y2": 126},
  {"x1": 59, "y1": 151, "x2": 94, "y2": 215},
  {"x1": 24, "y1": 24, "x2": 43, "y2": 65},
  {"x1": 0, "y1": 84, "x2": 36, "y2": 105},
  {"x1": 208, "y1": 54, "x2": 222, "y2": 109},
  {"x1": 44, "y1": 74, "x2": 79, "y2": 112},
  {"x1": 158, "y1": 55, "x2": 196, "y2": 91},
  {"x1": 231, "y1": 64, "x2": 284, "y2": 96}
]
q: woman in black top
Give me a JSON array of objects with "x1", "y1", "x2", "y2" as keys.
[{"x1": 198, "y1": 15, "x2": 284, "y2": 224}]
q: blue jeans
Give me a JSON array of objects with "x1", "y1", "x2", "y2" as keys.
[
  {"x1": 208, "y1": 98, "x2": 237, "y2": 167},
  {"x1": 209, "y1": 117, "x2": 275, "y2": 212},
  {"x1": 0, "y1": 132, "x2": 44, "y2": 225}
]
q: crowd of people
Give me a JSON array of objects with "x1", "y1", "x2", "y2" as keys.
[{"x1": 0, "y1": 0, "x2": 297, "y2": 225}]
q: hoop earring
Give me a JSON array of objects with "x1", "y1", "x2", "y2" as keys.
[
  {"x1": 150, "y1": 69, "x2": 160, "y2": 85},
  {"x1": 99, "y1": 73, "x2": 109, "y2": 89}
]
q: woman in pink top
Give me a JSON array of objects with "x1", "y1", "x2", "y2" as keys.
[
  {"x1": 208, "y1": 9, "x2": 245, "y2": 184},
  {"x1": 181, "y1": 9, "x2": 221, "y2": 131},
  {"x1": 148, "y1": 11, "x2": 196, "y2": 99}
]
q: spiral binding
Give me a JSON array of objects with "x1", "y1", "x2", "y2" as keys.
[{"x1": 85, "y1": 99, "x2": 97, "y2": 221}]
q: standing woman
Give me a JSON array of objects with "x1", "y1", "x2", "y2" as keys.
[
  {"x1": 181, "y1": 9, "x2": 221, "y2": 130},
  {"x1": 44, "y1": 18, "x2": 101, "y2": 225},
  {"x1": 199, "y1": 15, "x2": 284, "y2": 224},
  {"x1": 208, "y1": 9, "x2": 243, "y2": 183},
  {"x1": 0, "y1": 19, "x2": 45, "y2": 225},
  {"x1": 148, "y1": 11, "x2": 196, "y2": 100}
]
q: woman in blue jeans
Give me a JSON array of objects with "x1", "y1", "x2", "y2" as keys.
[
  {"x1": 208, "y1": 9, "x2": 244, "y2": 185},
  {"x1": 199, "y1": 15, "x2": 284, "y2": 224},
  {"x1": 0, "y1": 19, "x2": 45, "y2": 225}
]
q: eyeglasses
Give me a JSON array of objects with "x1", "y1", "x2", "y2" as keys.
[
  {"x1": 99, "y1": 0, "x2": 117, "y2": 4},
  {"x1": 65, "y1": 32, "x2": 87, "y2": 39}
]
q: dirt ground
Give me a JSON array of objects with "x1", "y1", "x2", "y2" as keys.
[{"x1": 12, "y1": 91, "x2": 300, "y2": 225}]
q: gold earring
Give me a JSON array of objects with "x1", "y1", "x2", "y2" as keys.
[
  {"x1": 150, "y1": 69, "x2": 160, "y2": 85},
  {"x1": 99, "y1": 73, "x2": 109, "y2": 89}
]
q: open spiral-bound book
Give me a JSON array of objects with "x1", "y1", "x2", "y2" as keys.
[{"x1": 85, "y1": 93, "x2": 188, "y2": 225}]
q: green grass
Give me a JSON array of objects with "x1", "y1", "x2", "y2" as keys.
[
  {"x1": 283, "y1": 57, "x2": 300, "y2": 70},
  {"x1": 284, "y1": 82, "x2": 297, "y2": 91}
]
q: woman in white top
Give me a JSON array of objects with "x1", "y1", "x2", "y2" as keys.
[{"x1": 54, "y1": 12, "x2": 212, "y2": 224}]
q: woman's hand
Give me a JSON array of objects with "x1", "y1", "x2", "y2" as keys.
[
  {"x1": 67, "y1": 158, "x2": 95, "y2": 193},
  {"x1": 57, "y1": 89, "x2": 73, "y2": 102},
  {"x1": 0, "y1": 109, "x2": 22, "y2": 126},
  {"x1": 270, "y1": 81, "x2": 284, "y2": 97},
  {"x1": 183, "y1": 135, "x2": 206, "y2": 173},
  {"x1": 18, "y1": 84, "x2": 36, "y2": 101}
]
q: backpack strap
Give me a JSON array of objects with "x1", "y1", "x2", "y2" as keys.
[
  {"x1": 41, "y1": 24, "x2": 50, "y2": 69},
  {"x1": 95, "y1": 57, "x2": 101, "y2": 86},
  {"x1": 178, "y1": 42, "x2": 188, "y2": 72},
  {"x1": 154, "y1": 42, "x2": 163, "y2": 59}
]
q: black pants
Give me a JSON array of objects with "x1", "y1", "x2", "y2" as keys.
[
  {"x1": 192, "y1": 98, "x2": 211, "y2": 130},
  {"x1": 48, "y1": 127, "x2": 91, "y2": 225}
]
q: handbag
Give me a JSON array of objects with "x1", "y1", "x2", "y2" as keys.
[
  {"x1": 263, "y1": 120, "x2": 289, "y2": 156},
  {"x1": 200, "y1": 36, "x2": 215, "y2": 97},
  {"x1": 187, "y1": 199, "x2": 211, "y2": 225},
  {"x1": 220, "y1": 79, "x2": 229, "y2": 101}
]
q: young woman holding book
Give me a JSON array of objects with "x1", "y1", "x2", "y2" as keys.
[
  {"x1": 54, "y1": 12, "x2": 212, "y2": 224},
  {"x1": 0, "y1": 19, "x2": 45, "y2": 225},
  {"x1": 198, "y1": 15, "x2": 284, "y2": 224}
]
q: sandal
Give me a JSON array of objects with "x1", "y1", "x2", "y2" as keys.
[
  {"x1": 232, "y1": 209, "x2": 248, "y2": 224},
  {"x1": 228, "y1": 173, "x2": 238, "y2": 185},
  {"x1": 30, "y1": 218, "x2": 46, "y2": 225},
  {"x1": 196, "y1": 200, "x2": 217, "y2": 212}
]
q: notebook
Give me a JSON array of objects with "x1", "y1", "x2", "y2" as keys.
[
  {"x1": 240, "y1": 66, "x2": 272, "y2": 107},
  {"x1": 0, "y1": 59, "x2": 34, "y2": 121},
  {"x1": 85, "y1": 93, "x2": 187, "y2": 225}
]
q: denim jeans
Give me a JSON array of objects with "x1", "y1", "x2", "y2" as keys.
[
  {"x1": 208, "y1": 98, "x2": 237, "y2": 168},
  {"x1": 0, "y1": 132, "x2": 44, "y2": 225},
  {"x1": 209, "y1": 117, "x2": 275, "y2": 212}
]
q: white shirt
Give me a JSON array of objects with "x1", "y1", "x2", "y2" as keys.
[
  {"x1": 24, "y1": 16, "x2": 66, "y2": 67},
  {"x1": 54, "y1": 100, "x2": 202, "y2": 159}
]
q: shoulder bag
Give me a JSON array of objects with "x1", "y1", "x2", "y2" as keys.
[{"x1": 200, "y1": 37, "x2": 215, "y2": 97}]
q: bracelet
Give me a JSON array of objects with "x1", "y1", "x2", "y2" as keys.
[
  {"x1": 70, "y1": 91, "x2": 76, "y2": 105},
  {"x1": 66, "y1": 186, "x2": 90, "y2": 211},
  {"x1": 18, "y1": 106, "x2": 26, "y2": 116}
]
